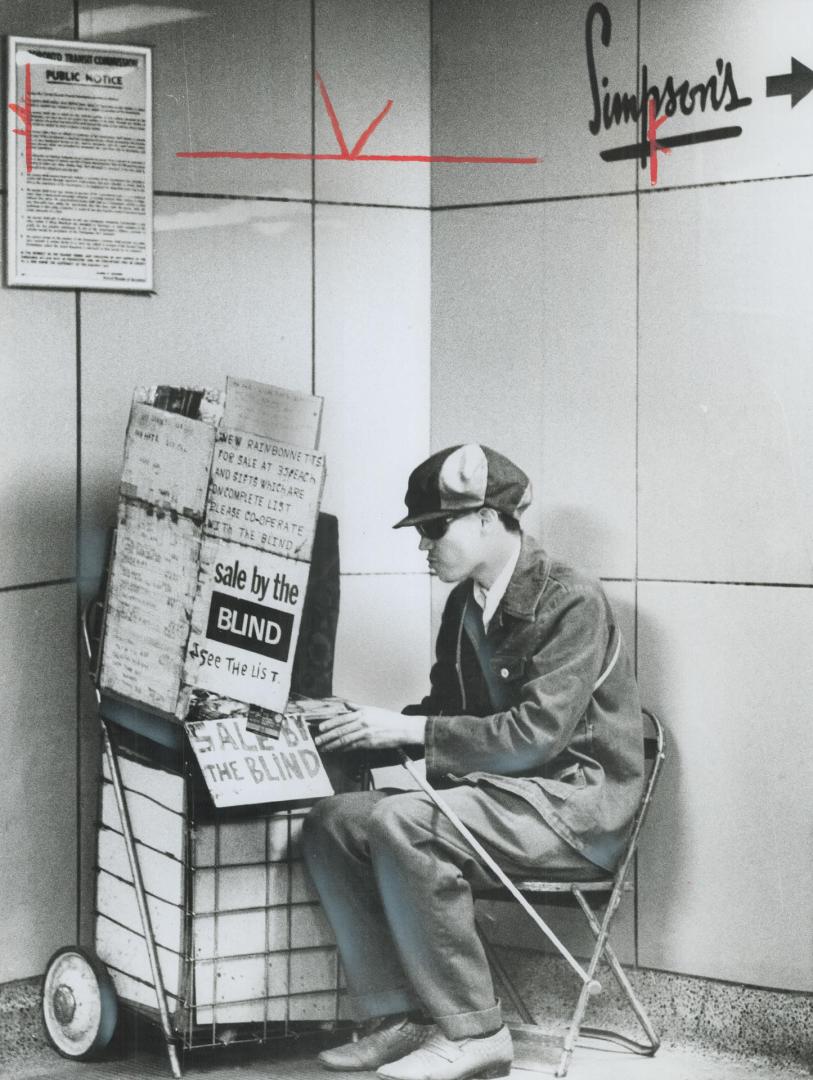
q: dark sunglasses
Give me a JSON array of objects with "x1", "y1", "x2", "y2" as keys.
[{"x1": 414, "y1": 512, "x2": 473, "y2": 541}]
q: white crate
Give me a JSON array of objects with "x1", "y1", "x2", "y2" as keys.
[{"x1": 96, "y1": 745, "x2": 343, "y2": 1029}]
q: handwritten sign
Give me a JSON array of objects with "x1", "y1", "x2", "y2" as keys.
[
  {"x1": 100, "y1": 502, "x2": 201, "y2": 714},
  {"x1": 206, "y1": 429, "x2": 325, "y2": 561},
  {"x1": 224, "y1": 377, "x2": 323, "y2": 449},
  {"x1": 184, "y1": 539, "x2": 310, "y2": 712},
  {"x1": 186, "y1": 712, "x2": 333, "y2": 807},
  {"x1": 120, "y1": 403, "x2": 214, "y2": 517}
]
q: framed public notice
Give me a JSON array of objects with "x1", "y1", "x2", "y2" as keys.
[{"x1": 6, "y1": 36, "x2": 153, "y2": 291}]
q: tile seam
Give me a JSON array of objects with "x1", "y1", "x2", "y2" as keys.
[
  {"x1": 633, "y1": 0, "x2": 642, "y2": 971},
  {"x1": 638, "y1": 578, "x2": 813, "y2": 588},
  {"x1": 310, "y1": 0, "x2": 316, "y2": 396},
  {"x1": 430, "y1": 170, "x2": 813, "y2": 212},
  {"x1": 0, "y1": 577, "x2": 77, "y2": 594},
  {"x1": 154, "y1": 190, "x2": 431, "y2": 211},
  {"x1": 74, "y1": 287, "x2": 83, "y2": 946}
]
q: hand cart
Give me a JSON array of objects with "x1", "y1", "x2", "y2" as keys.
[{"x1": 41, "y1": 523, "x2": 354, "y2": 1077}]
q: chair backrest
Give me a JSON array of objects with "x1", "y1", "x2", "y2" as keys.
[{"x1": 611, "y1": 708, "x2": 666, "y2": 884}]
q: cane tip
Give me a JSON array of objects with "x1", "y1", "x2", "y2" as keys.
[{"x1": 587, "y1": 979, "x2": 602, "y2": 996}]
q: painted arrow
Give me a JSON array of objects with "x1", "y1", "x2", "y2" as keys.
[{"x1": 766, "y1": 57, "x2": 813, "y2": 107}]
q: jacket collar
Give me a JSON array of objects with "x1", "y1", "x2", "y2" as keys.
[{"x1": 497, "y1": 533, "x2": 551, "y2": 622}]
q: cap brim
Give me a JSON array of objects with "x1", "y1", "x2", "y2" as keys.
[
  {"x1": 392, "y1": 510, "x2": 448, "y2": 529},
  {"x1": 392, "y1": 506, "x2": 486, "y2": 529}
]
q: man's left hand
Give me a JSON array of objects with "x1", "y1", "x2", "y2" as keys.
[{"x1": 314, "y1": 706, "x2": 426, "y2": 751}]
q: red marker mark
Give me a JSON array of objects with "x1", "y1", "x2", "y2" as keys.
[
  {"x1": 647, "y1": 97, "x2": 670, "y2": 186},
  {"x1": 177, "y1": 71, "x2": 540, "y2": 166},
  {"x1": 8, "y1": 63, "x2": 33, "y2": 173}
]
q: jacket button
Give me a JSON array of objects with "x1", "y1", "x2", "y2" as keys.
[{"x1": 500, "y1": 667, "x2": 510, "y2": 678}]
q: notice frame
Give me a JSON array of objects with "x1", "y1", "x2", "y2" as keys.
[{"x1": 6, "y1": 36, "x2": 153, "y2": 291}]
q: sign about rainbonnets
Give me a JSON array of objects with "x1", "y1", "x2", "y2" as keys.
[
  {"x1": 186, "y1": 710, "x2": 332, "y2": 808},
  {"x1": 205, "y1": 429, "x2": 325, "y2": 561}
]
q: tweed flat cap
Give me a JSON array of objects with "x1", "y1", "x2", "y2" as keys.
[{"x1": 393, "y1": 444, "x2": 532, "y2": 528}]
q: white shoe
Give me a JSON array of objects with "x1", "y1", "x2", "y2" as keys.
[
  {"x1": 318, "y1": 1016, "x2": 433, "y2": 1071},
  {"x1": 376, "y1": 1025, "x2": 513, "y2": 1080}
]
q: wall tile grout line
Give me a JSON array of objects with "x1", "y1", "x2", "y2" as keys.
[
  {"x1": 633, "y1": 0, "x2": 642, "y2": 974},
  {"x1": 153, "y1": 189, "x2": 430, "y2": 212},
  {"x1": 155, "y1": 190, "x2": 312, "y2": 204},
  {"x1": 335, "y1": 572, "x2": 813, "y2": 586},
  {"x1": 311, "y1": 0, "x2": 317, "y2": 397},
  {"x1": 339, "y1": 571, "x2": 432, "y2": 577},
  {"x1": 0, "y1": 578, "x2": 77, "y2": 595},
  {"x1": 429, "y1": 0, "x2": 436, "y2": 675},
  {"x1": 433, "y1": 190, "x2": 640, "y2": 212},
  {"x1": 74, "y1": 0, "x2": 82, "y2": 951},
  {"x1": 9, "y1": 178, "x2": 813, "y2": 215},
  {"x1": 644, "y1": 171, "x2": 813, "y2": 196},
  {"x1": 429, "y1": 0, "x2": 435, "y2": 210},
  {"x1": 74, "y1": 286, "x2": 83, "y2": 945},
  {"x1": 637, "y1": 577, "x2": 813, "y2": 588},
  {"x1": 430, "y1": 170, "x2": 813, "y2": 213}
]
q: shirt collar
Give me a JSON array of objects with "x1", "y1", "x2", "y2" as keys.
[{"x1": 472, "y1": 535, "x2": 522, "y2": 631}]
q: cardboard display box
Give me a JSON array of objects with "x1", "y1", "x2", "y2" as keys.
[{"x1": 98, "y1": 377, "x2": 340, "y2": 807}]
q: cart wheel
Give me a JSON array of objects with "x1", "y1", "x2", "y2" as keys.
[{"x1": 41, "y1": 946, "x2": 118, "y2": 1059}]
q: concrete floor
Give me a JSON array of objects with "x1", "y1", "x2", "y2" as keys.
[{"x1": 2, "y1": 1025, "x2": 808, "y2": 1080}]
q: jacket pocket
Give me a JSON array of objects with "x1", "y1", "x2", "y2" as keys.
[
  {"x1": 489, "y1": 655, "x2": 526, "y2": 683},
  {"x1": 535, "y1": 766, "x2": 585, "y2": 802}
]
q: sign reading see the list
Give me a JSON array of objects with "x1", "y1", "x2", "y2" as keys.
[{"x1": 185, "y1": 540, "x2": 310, "y2": 712}]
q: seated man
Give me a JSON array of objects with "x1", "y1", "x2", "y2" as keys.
[{"x1": 303, "y1": 444, "x2": 644, "y2": 1080}]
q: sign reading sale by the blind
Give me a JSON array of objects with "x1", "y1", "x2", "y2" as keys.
[
  {"x1": 186, "y1": 711, "x2": 332, "y2": 808},
  {"x1": 185, "y1": 541, "x2": 310, "y2": 711}
]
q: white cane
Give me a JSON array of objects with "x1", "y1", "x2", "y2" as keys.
[
  {"x1": 396, "y1": 632, "x2": 623, "y2": 996},
  {"x1": 397, "y1": 751, "x2": 601, "y2": 996}
]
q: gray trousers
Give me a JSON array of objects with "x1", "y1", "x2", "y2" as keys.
[{"x1": 301, "y1": 783, "x2": 594, "y2": 1039}]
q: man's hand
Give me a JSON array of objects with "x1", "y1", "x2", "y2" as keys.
[{"x1": 314, "y1": 706, "x2": 426, "y2": 752}]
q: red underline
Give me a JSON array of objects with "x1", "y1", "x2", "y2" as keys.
[{"x1": 176, "y1": 151, "x2": 540, "y2": 164}]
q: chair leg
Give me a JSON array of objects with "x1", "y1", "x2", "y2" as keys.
[
  {"x1": 572, "y1": 892, "x2": 660, "y2": 1056},
  {"x1": 555, "y1": 928, "x2": 605, "y2": 1079},
  {"x1": 582, "y1": 937, "x2": 660, "y2": 1054}
]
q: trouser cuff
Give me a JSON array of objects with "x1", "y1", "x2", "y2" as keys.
[
  {"x1": 352, "y1": 986, "x2": 424, "y2": 1021},
  {"x1": 434, "y1": 1001, "x2": 503, "y2": 1040}
]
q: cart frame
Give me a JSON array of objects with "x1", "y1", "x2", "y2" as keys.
[{"x1": 81, "y1": 595, "x2": 350, "y2": 1077}]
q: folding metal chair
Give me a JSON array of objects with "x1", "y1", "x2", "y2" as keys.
[{"x1": 472, "y1": 709, "x2": 666, "y2": 1078}]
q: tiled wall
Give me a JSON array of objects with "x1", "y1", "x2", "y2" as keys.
[
  {"x1": 3, "y1": 0, "x2": 812, "y2": 1004},
  {"x1": 431, "y1": 0, "x2": 813, "y2": 993},
  {"x1": 0, "y1": 0, "x2": 431, "y2": 983}
]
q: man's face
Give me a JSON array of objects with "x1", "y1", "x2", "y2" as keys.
[{"x1": 417, "y1": 511, "x2": 485, "y2": 583}]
